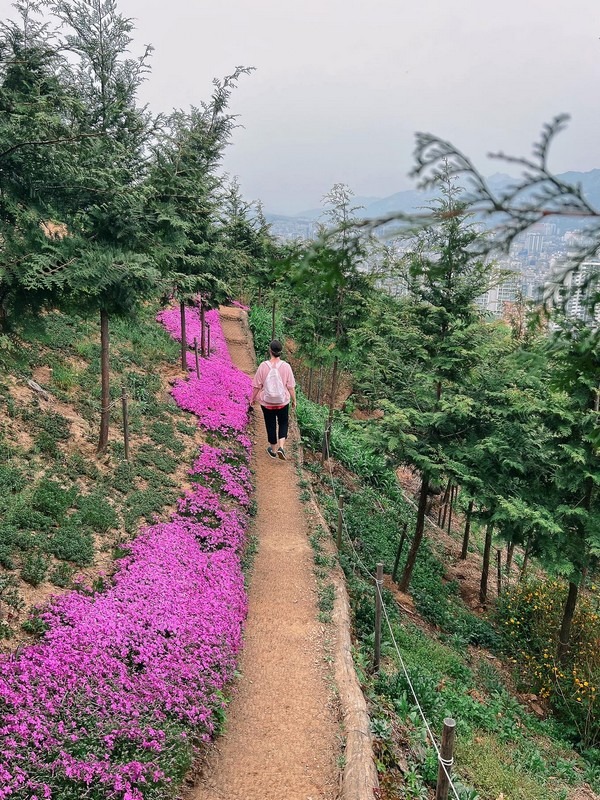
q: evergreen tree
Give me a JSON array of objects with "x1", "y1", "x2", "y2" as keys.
[
  {"x1": 45, "y1": 0, "x2": 160, "y2": 453},
  {"x1": 376, "y1": 173, "x2": 496, "y2": 591}
]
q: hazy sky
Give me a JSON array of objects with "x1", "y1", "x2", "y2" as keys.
[{"x1": 3, "y1": 0, "x2": 600, "y2": 214}]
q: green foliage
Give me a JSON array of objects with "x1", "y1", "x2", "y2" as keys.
[
  {"x1": 111, "y1": 460, "x2": 137, "y2": 493},
  {"x1": 31, "y1": 478, "x2": 78, "y2": 521},
  {"x1": 0, "y1": 464, "x2": 26, "y2": 493},
  {"x1": 48, "y1": 525, "x2": 94, "y2": 566},
  {"x1": 149, "y1": 420, "x2": 185, "y2": 454},
  {"x1": 124, "y1": 488, "x2": 176, "y2": 533},
  {"x1": 7, "y1": 499, "x2": 53, "y2": 532},
  {"x1": 0, "y1": 573, "x2": 23, "y2": 637},
  {"x1": 75, "y1": 493, "x2": 118, "y2": 533},
  {"x1": 496, "y1": 579, "x2": 600, "y2": 746},
  {"x1": 50, "y1": 561, "x2": 75, "y2": 588},
  {"x1": 21, "y1": 551, "x2": 49, "y2": 586},
  {"x1": 248, "y1": 305, "x2": 284, "y2": 360},
  {"x1": 21, "y1": 607, "x2": 50, "y2": 638},
  {"x1": 135, "y1": 444, "x2": 178, "y2": 475}
]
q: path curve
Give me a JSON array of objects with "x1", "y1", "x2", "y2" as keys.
[{"x1": 188, "y1": 307, "x2": 339, "y2": 800}]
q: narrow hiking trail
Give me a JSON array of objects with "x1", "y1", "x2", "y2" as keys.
[{"x1": 189, "y1": 308, "x2": 339, "y2": 800}]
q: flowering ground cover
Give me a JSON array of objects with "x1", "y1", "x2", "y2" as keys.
[{"x1": 0, "y1": 306, "x2": 252, "y2": 799}]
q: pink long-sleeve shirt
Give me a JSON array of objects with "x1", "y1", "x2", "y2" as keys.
[{"x1": 252, "y1": 359, "x2": 296, "y2": 408}]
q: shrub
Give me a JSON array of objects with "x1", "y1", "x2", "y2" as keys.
[
  {"x1": 111, "y1": 459, "x2": 137, "y2": 493},
  {"x1": 76, "y1": 492, "x2": 118, "y2": 533},
  {"x1": 496, "y1": 579, "x2": 600, "y2": 746},
  {"x1": 49, "y1": 562, "x2": 75, "y2": 588},
  {"x1": 35, "y1": 410, "x2": 71, "y2": 440},
  {"x1": 0, "y1": 464, "x2": 26, "y2": 493},
  {"x1": 31, "y1": 478, "x2": 77, "y2": 521},
  {"x1": 124, "y1": 488, "x2": 176, "y2": 533},
  {"x1": 34, "y1": 430, "x2": 60, "y2": 457},
  {"x1": 7, "y1": 501, "x2": 53, "y2": 532},
  {"x1": 48, "y1": 525, "x2": 94, "y2": 566},
  {"x1": 0, "y1": 544, "x2": 14, "y2": 570},
  {"x1": 135, "y1": 443, "x2": 178, "y2": 475},
  {"x1": 21, "y1": 551, "x2": 49, "y2": 586}
]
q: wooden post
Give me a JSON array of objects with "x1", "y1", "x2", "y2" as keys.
[
  {"x1": 200, "y1": 299, "x2": 206, "y2": 357},
  {"x1": 336, "y1": 495, "x2": 344, "y2": 551},
  {"x1": 496, "y1": 548, "x2": 502, "y2": 596},
  {"x1": 322, "y1": 421, "x2": 331, "y2": 461},
  {"x1": 435, "y1": 718, "x2": 456, "y2": 800},
  {"x1": 194, "y1": 337, "x2": 200, "y2": 378},
  {"x1": 374, "y1": 562, "x2": 383, "y2": 672},
  {"x1": 206, "y1": 322, "x2": 211, "y2": 356},
  {"x1": 97, "y1": 308, "x2": 110, "y2": 455},
  {"x1": 392, "y1": 522, "x2": 408, "y2": 583},
  {"x1": 180, "y1": 301, "x2": 187, "y2": 371},
  {"x1": 121, "y1": 387, "x2": 130, "y2": 461}
]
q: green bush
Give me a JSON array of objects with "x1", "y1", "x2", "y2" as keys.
[
  {"x1": 7, "y1": 501, "x2": 53, "y2": 532},
  {"x1": 0, "y1": 465, "x2": 26, "y2": 493},
  {"x1": 31, "y1": 478, "x2": 78, "y2": 521},
  {"x1": 48, "y1": 525, "x2": 94, "y2": 566},
  {"x1": 111, "y1": 460, "x2": 137, "y2": 493},
  {"x1": 34, "y1": 430, "x2": 60, "y2": 457},
  {"x1": 124, "y1": 488, "x2": 176, "y2": 533},
  {"x1": 248, "y1": 306, "x2": 284, "y2": 360},
  {"x1": 149, "y1": 420, "x2": 185, "y2": 454},
  {"x1": 35, "y1": 410, "x2": 71, "y2": 441},
  {"x1": 75, "y1": 493, "x2": 118, "y2": 533},
  {"x1": 135, "y1": 444, "x2": 178, "y2": 475},
  {"x1": 50, "y1": 562, "x2": 75, "y2": 588},
  {"x1": 21, "y1": 551, "x2": 49, "y2": 586},
  {"x1": 0, "y1": 544, "x2": 14, "y2": 570}
]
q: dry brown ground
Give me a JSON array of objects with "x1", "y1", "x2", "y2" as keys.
[{"x1": 186, "y1": 308, "x2": 339, "y2": 800}]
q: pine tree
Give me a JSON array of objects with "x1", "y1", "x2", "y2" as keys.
[{"x1": 376, "y1": 172, "x2": 497, "y2": 591}]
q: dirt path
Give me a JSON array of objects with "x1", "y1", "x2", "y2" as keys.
[{"x1": 189, "y1": 308, "x2": 339, "y2": 800}]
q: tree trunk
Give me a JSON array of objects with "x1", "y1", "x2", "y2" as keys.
[
  {"x1": 438, "y1": 479, "x2": 451, "y2": 527},
  {"x1": 557, "y1": 481, "x2": 592, "y2": 663},
  {"x1": 97, "y1": 308, "x2": 110, "y2": 455},
  {"x1": 271, "y1": 296, "x2": 276, "y2": 340},
  {"x1": 460, "y1": 500, "x2": 474, "y2": 559},
  {"x1": 479, "y1": 520, "x2": 494, "y2": 606},
  {"x1": 316, "y1": 365, "x2": 323, "y2": 404},
  {"x1": 307, "y1": 366, "x2": 313, "y2": 401},
  {"x1": 447, "y1": 484, "x2": 456, "y2": 534},
  {"x1": 557, "y1": 581, "x2": 579, "y2": 664},
  {"x1": 519, "y1": 537, "x2": 531, "y2": 581},
  {"x1": 505, "y1": 540, "x2": 515, "y2": 574},
  {"x1": 399, "y1": 475, "x2": 430, "y2": 592},
  {"x1": 180, "y1": 301, "x2": 187, "y2": 371},
  {"x1": 327, "y1": 357, "x2": 339, "y2": 431}
]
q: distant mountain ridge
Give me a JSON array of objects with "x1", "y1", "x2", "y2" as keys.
[{"x1": 266, "y1": 169, "x2": 600, "y2": 228}]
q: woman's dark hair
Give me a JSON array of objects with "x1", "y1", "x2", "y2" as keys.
[{"x1": 269, "y1": 340, "x2": 282, "y2": 356}]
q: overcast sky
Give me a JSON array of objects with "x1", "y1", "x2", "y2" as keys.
[{"x1": 3, "y1": 0, "x2": 600, "y2": 214}]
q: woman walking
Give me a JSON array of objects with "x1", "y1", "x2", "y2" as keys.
[{"x1": 250, "y1": 340, "x2": 296, "y2": 460}]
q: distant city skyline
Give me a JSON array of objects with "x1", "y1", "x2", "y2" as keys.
[{"x1": 1, "y1": 0, "x2": 599, "y2": 214}]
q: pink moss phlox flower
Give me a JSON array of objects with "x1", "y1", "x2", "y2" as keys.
[
  {"x1": 156, "y1": 307, "x2": 252, "y2": 435},
  {"x1": 0, "y1": 308, "x2": 254, "y2": 799}
]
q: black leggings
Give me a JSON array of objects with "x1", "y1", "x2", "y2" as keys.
[{"x1": 261, "y1": 404, "x2": 290, "y2": 446}]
